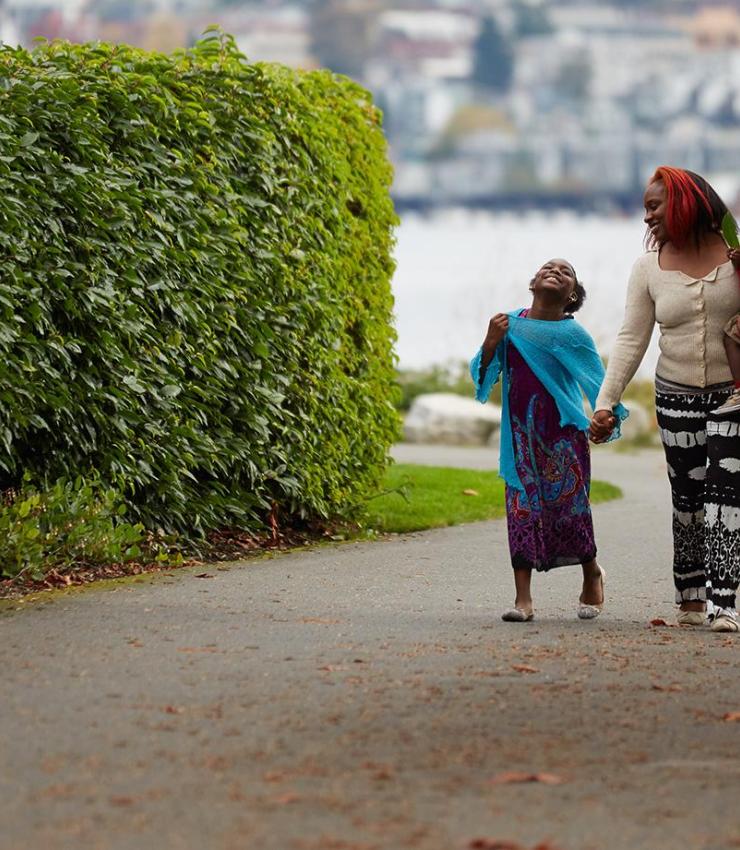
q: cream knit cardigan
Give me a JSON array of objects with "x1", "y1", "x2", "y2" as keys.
[{"x1": 595, "y1": 251, "x2": 740, "y2": 411}]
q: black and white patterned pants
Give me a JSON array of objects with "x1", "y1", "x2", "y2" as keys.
[{"x1": 656, "y1": 377, "x2": 740, "y2": 614}]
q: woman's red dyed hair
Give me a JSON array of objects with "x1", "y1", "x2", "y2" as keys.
[{"x1": 648, "y1": 166, "x2": 726, "y2": 248}]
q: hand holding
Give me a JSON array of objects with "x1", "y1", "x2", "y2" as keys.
[
  {"x1": 483, "y1": 313, "x2": 509, "y2": 350},
  {"x1": 728, "y1": 247, "x2": 740, "y2": 269},
  {"x1": 589, "y1": 409, "x2": 616, "y2": 444}
]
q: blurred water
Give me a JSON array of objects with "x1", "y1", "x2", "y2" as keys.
[{"x1": 392, "y1": 208, "x2": 660, "y2": 377}]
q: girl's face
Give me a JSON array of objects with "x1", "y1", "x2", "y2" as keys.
[{"x1": 531, "y1": 258, "x2": 577, "y2": 305}]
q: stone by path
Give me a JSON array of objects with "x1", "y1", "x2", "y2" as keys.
[{"x1": 1, "y1": 445, "x2": 738, "y2": 850}]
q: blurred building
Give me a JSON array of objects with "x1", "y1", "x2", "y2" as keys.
[{"x1": 1, "y1": 0, "x2": 739, "y2": 208}]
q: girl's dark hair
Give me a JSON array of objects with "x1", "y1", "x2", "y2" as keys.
[
  {"x1": 565, "y1": 279, "x2": 586, "y2": 314},
  {"x1": 646, "y1": 166, "x2": 732, "y2": 249}
]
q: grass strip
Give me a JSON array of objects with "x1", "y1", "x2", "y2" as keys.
[{"x1": 368, "y1": 463, "x2": 622, "y2": 534}]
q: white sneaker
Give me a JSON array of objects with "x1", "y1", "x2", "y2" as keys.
[
  {"x1": 677, "y1": 610, "x2": 705, "y2": 626},
  {"x1": 712, "y1": 389, "x2": 740, "y2": 416},
  {"x1": 710, "y1": 610, "x2": 739, "y2": 633}
]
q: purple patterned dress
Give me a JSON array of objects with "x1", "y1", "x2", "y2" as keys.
[{"x1": 505, "y1": 337, "x2": 596, "y2": 572}]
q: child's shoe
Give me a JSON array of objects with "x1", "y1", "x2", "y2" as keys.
[{"x1": 712, "y1": 389, "x2": 740, "y2": 416}]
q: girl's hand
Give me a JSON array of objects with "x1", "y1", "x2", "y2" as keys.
[
  {"x1": 483, "y1": 313, "x2": 509, "y2": 350},
  {"x1": 728, "y1": 248, "x2": 740, "y2": 269},
  {"x1": 589, "y1": 409, "x2": 616, "y2": 444}
]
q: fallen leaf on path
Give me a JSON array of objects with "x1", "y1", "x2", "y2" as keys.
[
  {"x1": 269, "y1": 791, "x2": 301, "y2": 805},
  {"x1": 177, "y1": 646, "x2": 220, "y2": 654},
  {"x1": 318, "y1": 664, "x2": 347, "y2": 672},
  {"x1": 372, "y1": 767, "x2": 394, "y2": 781},
  {"x1": 462, "y1": 489, "x2": 479, "y2": 496},
  {"x1": 722, "y1": 712, "x2": 740, "y2": 722},
  {"x1": 194, "y1": 573, "x2": 214, "y2": 579},
  {"x1": 469, "y1": 840, "x2": 562, "y2": 850},
  {"x1": 300, "y1": 617, "x2": 342, "y2": 625},
  {"x1": 649, "y1": 618, "x2": 673, "y2": 627},
  {"x1": 511, "y1": 664, "x2": 539, "y2": 674},
  {"x1": 489, "y1": 771, "x2": 565, "y2": 786},
  {"x1": 651, "y1": 683, "x2": 683, "y2": 692},
  {"x1": 163, "y1": 705, "x2": 184, "y2": 714}
]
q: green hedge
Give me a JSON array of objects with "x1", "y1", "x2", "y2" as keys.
[{"x1": 0, "y1": 31, "x2": 399, "y2": 540}]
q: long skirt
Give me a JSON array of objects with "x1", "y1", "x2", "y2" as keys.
[
  {"x1": 655, "y1": 376, "x2": 740, "y2": 614},
  {"x1": 505, "y1": 343, "x2": 596, "y2": 572}
]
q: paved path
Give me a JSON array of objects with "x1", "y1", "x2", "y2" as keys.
[{"x1": 1, "y1": 445, "x2": 739, "y2": 850}]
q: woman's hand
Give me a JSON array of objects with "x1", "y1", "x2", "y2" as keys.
[
  {"x1": 728, "y1": 247, "x2": 740, "y2": 269},
  {"x1": 589, "y1": 409, "x2": 616, "y2": 444},
  {"x1": 483, "y1": 313, "x2": 509, "y2": 351}
]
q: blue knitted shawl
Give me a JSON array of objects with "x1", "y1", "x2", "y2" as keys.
[{"x1": 470, "y1": 310, "x2": 628, "y2": 491}]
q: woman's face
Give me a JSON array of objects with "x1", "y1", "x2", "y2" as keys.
[
  {"x1": 644, "y1": 180, "x2": 669, "y2": 244},
  {"x1": 531, "y1": 258, "x2": 577, "y2": 304}
]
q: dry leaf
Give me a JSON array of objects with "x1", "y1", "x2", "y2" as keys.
[
  {"x1": 468, "y1": 841, "x2": 524, "y2": 850},
  {"x1": 194, "y1": 573, "x2": 214, "y2": 579},
  {"x1": 489, "y1": 771, "x2": 565, "y2": 786},
  {"x1": 372, "y1": 767, "x2": 394, "y2": 781},
  {"x1": 511, "y1": 664, "x2": 539, "y2": 674},
  {"x1": 651, "y1": 683, "x2": 682, "y2": 692},
  {"x1": 300, "y1": 617, "x2": 342, "y2": 625},
  {"x1": 270, "y1": 792, "x2": 301, "y2": 805},
  {"x1": 318, "y1": 664, "x2": 346, "y2": 672},
  {"x1": 722, "y1": 711, "x2": 740, "y2": 722},
  {"x1": 649, "y1": 618, "x2": 672, "y2": 627},
  {"x1": 177, "y1": 646, "x2": 219, "y2": 653},
  {"x1": 462, "y1": 489, "x2": 479, "y2": 496}
]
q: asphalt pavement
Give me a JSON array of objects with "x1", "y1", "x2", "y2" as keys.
[{"x1": 1, "y1": 444, "x2": 738, "y2": 850}]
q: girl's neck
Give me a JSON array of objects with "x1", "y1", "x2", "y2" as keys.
[{"x1": 528, "y1": 296, "x2": 566, "y2": 321}]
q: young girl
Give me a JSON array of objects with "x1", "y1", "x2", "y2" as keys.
[{"x1": 471, "y1": 258, "x2": 626, "y2": 622}]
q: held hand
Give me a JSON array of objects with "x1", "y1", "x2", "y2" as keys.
[
  {"x1": 589, "y1": 409, "x2": 616, "y2": 444},
  {"x1": 484, "y1": 313, "x2": 509, "y2": 349},
  {"x1": 728, "y1": 248, "x2": 740, "y2": 270}
]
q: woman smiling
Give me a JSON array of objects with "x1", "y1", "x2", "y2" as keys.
[{"x1": 591, "y1": 166, "x2": 740, "y2": 633}]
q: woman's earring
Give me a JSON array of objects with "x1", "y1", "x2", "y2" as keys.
[{"x1": 570, "y1": 293, "x2": 577, "y2": 302}]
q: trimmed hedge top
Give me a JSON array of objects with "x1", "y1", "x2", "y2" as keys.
[{"x1": 0, "y1": 31, "x2": 399, "y2": 536}]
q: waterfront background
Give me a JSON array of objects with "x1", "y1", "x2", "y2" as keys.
[
  {"x1": 3, "y1": 0, "x2": 739, "y2": 377},
  {"x1": 393, "y1": 207, "x2": 659, "y2": 375}
]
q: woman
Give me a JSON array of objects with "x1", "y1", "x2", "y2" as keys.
[
  {"x1": 591, "y1": 166, "x2": 740, "y2": 633},
  {"x1": 472, "y1": 258, "x2": 626, "y2": 622}
]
